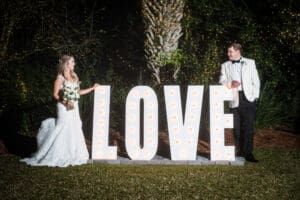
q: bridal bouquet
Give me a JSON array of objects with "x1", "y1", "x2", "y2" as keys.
[{"x1": 62, "y1": 82, "x2": 80, "y2": 110}]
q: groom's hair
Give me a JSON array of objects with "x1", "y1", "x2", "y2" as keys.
[{"x1": 228, "y1": 43, "x2": 242, "y2": 53}]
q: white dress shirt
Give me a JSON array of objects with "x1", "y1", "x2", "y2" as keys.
[{"x1": 231, "y1": 62, "x2": 243, "y2": 91}]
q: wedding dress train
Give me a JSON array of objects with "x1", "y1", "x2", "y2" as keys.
[{"x1": 20, "y1": 100, "x2": 89, "y2": 167}]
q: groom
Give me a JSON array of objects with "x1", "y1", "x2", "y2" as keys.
[{"x1": 219, "y1": 43, "x2": 260, "y2": 162}]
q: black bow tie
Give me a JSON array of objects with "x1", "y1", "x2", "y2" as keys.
[{"x1": 231, "y1": 60, "x2": 241, "y2": 64}]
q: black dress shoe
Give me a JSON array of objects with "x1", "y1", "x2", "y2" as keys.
[{"x1": 245, "y1": 154, "x2": 259, "y2": 162}]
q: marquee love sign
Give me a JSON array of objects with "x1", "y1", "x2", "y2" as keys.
[{"x1": 92, "y1": 85, "x2": 235, "y2": 161}]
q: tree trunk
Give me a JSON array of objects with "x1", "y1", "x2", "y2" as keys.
[{"x1": 142, "y1": 0, "x2": 184, "y2": 85}]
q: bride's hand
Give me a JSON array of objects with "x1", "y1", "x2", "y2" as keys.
[
  {"x1": 67, "y1": 101, "x2": 74, "y2": 106},
  {"x1": 92, "y1": 83, "x2": 100, "y2": 90},
  {"x1": 62, "y1": 100, "x2": 74, "y2": 110},
  {"x1": 66, "y1": 101, "x2": 74, "y2": 108}
]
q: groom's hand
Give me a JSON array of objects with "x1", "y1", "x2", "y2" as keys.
[{"x1": 231, "y1": 80, "x2": 240, "y2": 88}]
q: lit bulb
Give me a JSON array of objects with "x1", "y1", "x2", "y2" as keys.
[
  {"x1": 97, "y1": 120, "x2": 104, "y2": 126},
  {"x1": 129, "y1": 127, "x2": 136, "y2": 133},
  {"x1": 192, "y1": 90, "x2": 199, "y2": 96},
  {"x1": 192, "y1": 102, "x2": 198, "y2": 108},
  {"x1": 97, "y1": 131, "x2": 104, "y2": 136},
  {"x1": 189, "y1": 114, "x2": 195, "y2": 120},
  {"x1": 98, "y1": 110, "x2": 105, "y2": 116},
  {"x1": 148, "y1": 139, "x2": 153, "y2": 144},
  {"x1": 129, "y1": 139, "x2": 136, "y2": 145},
  {"x1": 129, "y1": 114, "x2": 136, "y2": 121},
  {"x1": 129, "y1": 103, "x2": 137, "y2": 109},
  {"x1": 148, "y1": 127, "x2": 153, "y2": 133},
  {"x1": 187, "y1": 127, "x2": 193, "y2": 133},
  {"x1": 180, "y1": 150, "x2": 187, "y2": 156},
  {"x1": 144, "y1": 91, "x2": 150, "y2": 97},
  {"x1": 148, "y1": 103, "x2": 154, "y2": 108},
  {"x1": 99, "y1": 99, "x2": 105, "y2": 106},
  {"x1": 97, "y1": 140, "x2": 103, "y2": 145},
  {"x1": 170, "y1": 102, "x2": 177, "y2": 108},
  {"x1": 169, "y1": 90, "x2": 175, "y2": 96},
  {"x1": 148, "y1": 114, "x2": 153, "y2": 120},
  {"x1": 173, "y1": 127, "x2": 179, "y2": 133},
  {"x1": 171, "y1": 115, "x2": 178, "y2": 121},
  {"x1": 133, "y1": 91, "x2": 139, "y2": 97}
]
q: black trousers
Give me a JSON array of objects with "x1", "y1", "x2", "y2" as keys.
[{"x1": 230, "y1": 91, "x2": 256, "y2": 156}]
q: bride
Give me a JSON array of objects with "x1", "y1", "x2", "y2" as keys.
[{"x1": 20, "y1": 55, "x2": 99, "y2": 167}]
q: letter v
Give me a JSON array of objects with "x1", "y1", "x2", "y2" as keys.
[{"x1": 164, "y1": 86, "x2": 203, "y2": 160}]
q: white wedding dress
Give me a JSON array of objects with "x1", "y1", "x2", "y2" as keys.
[{"x1": 20, "y1": 81, "x2": 89, "y2": 167}]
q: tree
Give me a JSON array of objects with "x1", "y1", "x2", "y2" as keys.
[{"x1": 142, "y1": 0, "x2": 184, "y2": 85}]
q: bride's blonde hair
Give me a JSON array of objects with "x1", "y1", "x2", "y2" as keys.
[{"x1": 58, "y1": 55, "x2": 78, "y2": 81}]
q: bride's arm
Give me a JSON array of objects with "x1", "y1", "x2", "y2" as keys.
[
  {"x1": 79, "y1": 83, "x2": 100, "y2": 95},
  {"x1": 53, "y1": 78, "x2": 68, "y2": 106},
  {"x1": 53, "y1": 78, "x2": 63, "y2": 101}
]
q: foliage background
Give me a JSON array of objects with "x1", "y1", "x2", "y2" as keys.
[{"x1": 0, "y1": 0, "x2": 299, "y2": 141}]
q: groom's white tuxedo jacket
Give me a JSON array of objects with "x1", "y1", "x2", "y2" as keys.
[{"x1": 219, "y1": 57, "x2": 260, "y2": 108}]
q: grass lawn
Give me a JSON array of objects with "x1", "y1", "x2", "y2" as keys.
[{"x1": 0, "y1": 148, "x2": 299, "y2": 199}]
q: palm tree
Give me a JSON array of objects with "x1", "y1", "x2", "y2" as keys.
[{"x1": 142, "y1": 0, "x2": 184, "y2": 85}]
